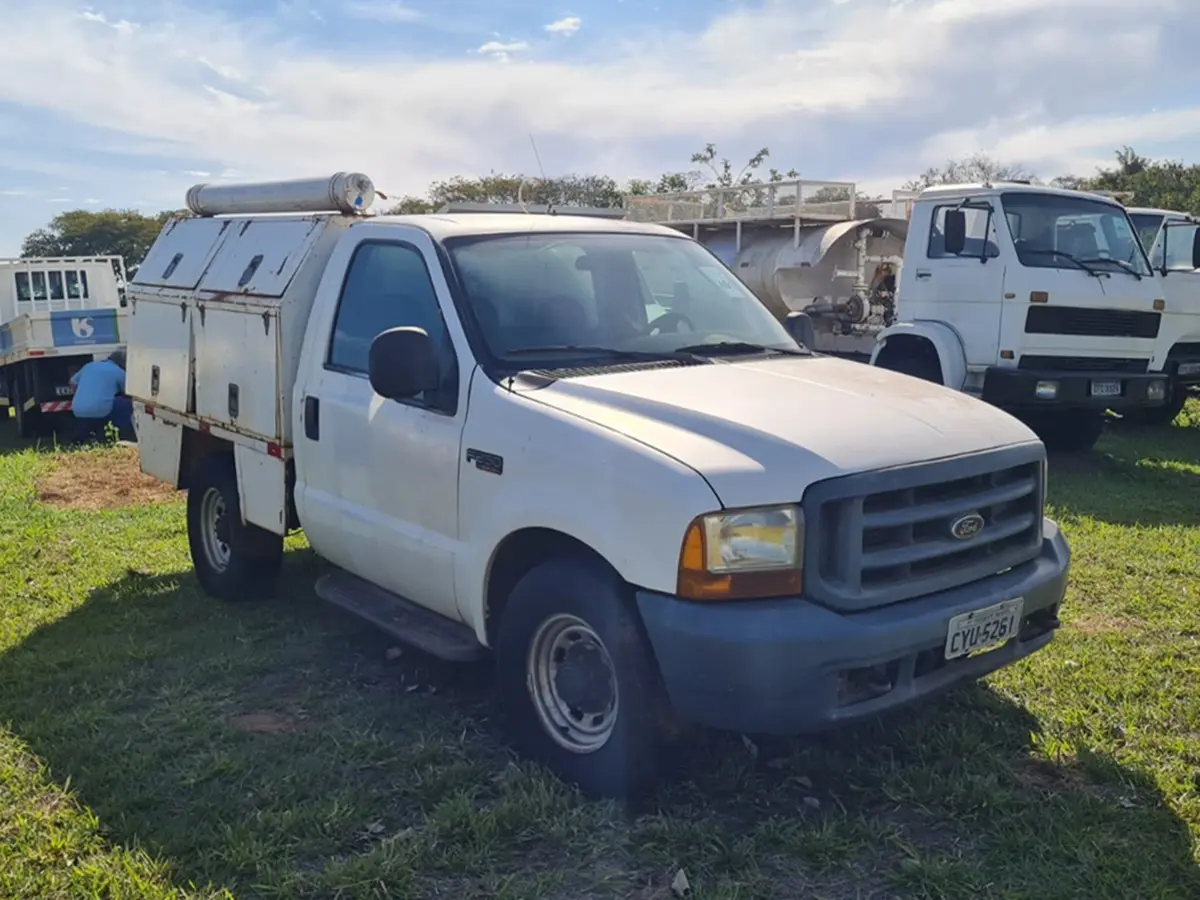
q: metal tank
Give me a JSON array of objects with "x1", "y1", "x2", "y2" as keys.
[{"x1": 625, "y1": 181, "x2": 913, "y2": 357}]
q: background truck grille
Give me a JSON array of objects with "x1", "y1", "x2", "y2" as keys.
[
  {"x1": 1024, "y1": 306, "x2": 1159, "y2": 339},
  {"x1": 1017, "y1": 355, "x2": 1149, "y2": 374},
  {"x1": 802, "y1": 444, "x2": 1045, "y2": 612}
]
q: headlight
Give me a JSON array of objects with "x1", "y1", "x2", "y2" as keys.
[{"x1": 677, "y1": 505, "x2": 804, "y2": 601}]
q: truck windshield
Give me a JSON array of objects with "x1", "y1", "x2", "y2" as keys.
[
  {"x1": 1129, "y1": 212, "x2": 1165, "y2": 254},
  {"x1": 1001, "y1": 192, "x2": 1153, "y2": 278},
  {"x1": 446, "y1": 231, "x2": 799, "y2": 363}
]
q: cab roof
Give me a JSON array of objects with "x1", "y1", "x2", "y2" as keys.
[
  {"x1": 365, "y1": 211, "x2": 681, "y2": 241},
  {"x1": 917, "y1": 182, "x2": 1126, "y2": 208}
]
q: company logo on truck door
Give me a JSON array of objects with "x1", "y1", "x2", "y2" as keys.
[
  {"x1": 71, "y1": 317, "x2": 95, "y2": 339},
  {"x1": 950, "y1": 512, "x2": 985, "y2": 540}
]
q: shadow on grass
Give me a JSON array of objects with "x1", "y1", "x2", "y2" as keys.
[
  {"x1": 1048, "y1": 422, "x2": 1200, "y2": 528},
  {"x1": 1, "y1": 555, "x2": 1198, "y2": 897}
]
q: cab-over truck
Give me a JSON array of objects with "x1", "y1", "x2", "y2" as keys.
[
  {"x1": 128, "y1": 174, "x2": 1070, "y2": 798},
  {"x1": 628, "y1": 181, "x2": 1171, "y2": 452}
]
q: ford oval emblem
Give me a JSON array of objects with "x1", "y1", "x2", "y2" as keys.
[{"x1": 950, "y1": 512, "x2": 985, "y2": 541}]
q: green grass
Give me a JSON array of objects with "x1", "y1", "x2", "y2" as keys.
[{"x1": 1, "y1": 406, "x2": 1199, "y2": 899}]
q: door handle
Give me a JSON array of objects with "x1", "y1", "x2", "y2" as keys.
[
  {"x1": 304, "y1": 395, "x2": 320, "y2": 440},
  {"x1": 915, "y1": 270, "x2": 932, "y2": 280}
]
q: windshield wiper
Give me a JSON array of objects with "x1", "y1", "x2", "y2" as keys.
[
  {"x1": 1020, "y1": 248, "x2": 1100, "y2": 276},
  {"x1": 1077, "y1": 257, "x2": 1143, "y2": 279},
  {"x1": 501, "y1": 345, "x2": 704, "y2": 363},
  {"x1": 673, "y1": 340, "x2": 811, "y2": 358}
]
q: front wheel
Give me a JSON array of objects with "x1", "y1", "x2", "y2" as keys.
[
  {"x1": 1028, "y1": 411, "x2": 1105, "y2": 453},
  {"x1": 187, "y1": 456, "x2": 284, "y2": 601},
  {"x1": 1121, "y1": 387, "x2": 1188, "y2": 427},
  {"x1": 495, "y1": 556, "x2": 671, "y2": 800}
]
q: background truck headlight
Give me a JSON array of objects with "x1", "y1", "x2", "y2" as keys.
[
  {"x1": 1147, "y1": 380, "x2": 1167, "y2": 401},
  {"x1": 677, "y1": 505, "x2": 804, "y2": 601}
]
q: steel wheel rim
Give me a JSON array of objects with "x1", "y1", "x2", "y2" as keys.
[
  {"x1": 199, "y1": 487, "x2": 231, "y2": 572},
  {"x1": 527, "y1": 613, "x2": 619, "y2": 754}
]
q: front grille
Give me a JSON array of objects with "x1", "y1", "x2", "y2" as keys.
[
  {"x1": 1018, "y1": 355, "x2": 1148, "y2": 374},
  {"x1": 1025, "y1": 305, "x2": 1159, "y2": 339},
  {"x1": 803, "y1": 444, "x2": 1045, "y2": 612}
]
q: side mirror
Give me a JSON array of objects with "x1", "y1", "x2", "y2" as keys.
[
  {"x1": 943, "y1": 209, "x2": 966, "y2": 256},
  {"x1": 1191, "y1": 228, "x2": 1200, "y2": 270},
  {"x1": 368, "y1": 327, "x2": 439, "y2": 401},
  {"x1": 785, "y1": 311, "x2": 816, "y2": 349}
]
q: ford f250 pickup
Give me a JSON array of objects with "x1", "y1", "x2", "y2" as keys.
[{"x1": 127, "y1": 173, "x2": 1070, "y2": 798}]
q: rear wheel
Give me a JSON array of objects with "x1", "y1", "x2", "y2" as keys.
[
  {"x1": 12, "y1": 383, "x2": 40, "y2": 440},
  {"x1": 495, "y1": 556, "x2": 670, "y2": 801},
  {"x1": 187, "y1": 456, "x2": 284, "y2": 601}
]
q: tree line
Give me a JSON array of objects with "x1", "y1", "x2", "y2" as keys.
[{"x1": 18, "y1": 144, "x2": 1200, "y2": 274}]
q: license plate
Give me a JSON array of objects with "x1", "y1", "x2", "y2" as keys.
[
  {"x1": 1090, "y1": 380, "x2": 1121, "y2": 397},
  {"x1": 944, "y1": 598, "x2": 1024, "y2": 660},
  {"x1": 1178, "y1": 362, "x2": 1200, "y2": 376},
  {"x1": 55, "y1": 385, "x2": 75, "y2": 396}
]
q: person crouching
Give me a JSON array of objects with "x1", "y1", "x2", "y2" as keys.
[{"x1": 69, "y1": 350, "x2": 129, "y2": 444}]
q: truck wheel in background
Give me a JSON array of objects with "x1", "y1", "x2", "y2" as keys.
[
  {"x1": 1027, "y1": 411, "x2": 1106, "y2": 454},
  {"x1": 187, "y1": 455, "x2": 284, "y2": 601},
  {"x1": 1120, "y1": 386, "x2": 1188, "y2": 427},
  {"x1": 874, "y1": 340, "x2": 943, "y2": 385},
  {"x1": 11, "y1": 382, "x2": 40, "y2": 440},
  {"x1": 495, "y1": 555, "x2": 670, "y2": 801}
]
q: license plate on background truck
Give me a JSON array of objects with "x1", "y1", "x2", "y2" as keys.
[
  {"x1": 1090, "y1": 380, "x2": 1121, "y2": 397},
  {"x1": 944, "y1": 598, "x2": 1023, "y2": 660},
  {"x1": 1178, "y1": 363, "x2": 1200, "y2": 376}
]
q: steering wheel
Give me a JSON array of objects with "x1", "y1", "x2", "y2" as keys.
[{"x1": 647, "y1": 311, "x2": 696, "y2": 335}]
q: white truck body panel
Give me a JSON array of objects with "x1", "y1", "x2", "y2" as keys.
[
  {"x1": 0, "y1": 256, "x2": 127, "y2": 367},
  {"x1": 128, "y1": 215, "x2": 353, "y2": 445}
]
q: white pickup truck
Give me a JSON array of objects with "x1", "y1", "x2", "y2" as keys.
[
  {"x1": 0, "y1": 256, "x2": 128, "y2": 436},
  {"x1": 1126, "y1": 206, "x2": 1200, "y2": 423},
  {"x1": 128, "y1": 174, "x2": 1070, "y2": 799}
]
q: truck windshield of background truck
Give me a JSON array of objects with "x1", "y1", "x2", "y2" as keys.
[
  {"x1": 1129, "y1": 212, "x2": 1166, "y2": 256},
  {"x1": 1001, "y1": 192, "x2": 1153, "y2": 278},
  {"x1": 446, "y1": 231, "x2": 800, "y2": 364}
]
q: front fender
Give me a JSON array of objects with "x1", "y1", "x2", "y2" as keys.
[
  {"x1": 454, "y1": 381, "x2": 722, "y2": 644},
  {"x1": 871, "y1": 321, "x2": 969, "y2": 390}
]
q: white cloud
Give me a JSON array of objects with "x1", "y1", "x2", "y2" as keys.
[
  {"x1": 0, "y1": 0, "x2": 1198, "y2": 252},
  {"x1": 476, "y1": 40, "x2": 530, "y2": 61},
  {"x1": 545, "y1": 16, "x2": 581, "y2": 36},
  {"x1": 345, "y1": 1, "x2": 421, "y2": 23}
]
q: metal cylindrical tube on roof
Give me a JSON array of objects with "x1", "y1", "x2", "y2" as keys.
[{"x1": 184, "y1": 172, "x2": 377, "y2": 217}]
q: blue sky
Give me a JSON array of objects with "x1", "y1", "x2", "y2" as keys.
[{"x1": 1, "y1": 0, "x2": 1200, "y2": 255}]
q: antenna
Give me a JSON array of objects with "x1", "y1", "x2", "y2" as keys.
[{"x1": 528, "y1": 132, "x2": 555, "y2": 215}]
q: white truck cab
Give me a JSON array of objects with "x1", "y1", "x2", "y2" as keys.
[
  {"x1": 128, "y1": 174, "x2": 1070, "y2": 799},
  {"x1": 1125, "y1": 206, "x2": 1200, "y2": 423},
  {"x1": 871, "y1": 184, "x2": 1169, "y2": 450},
  {"x1": 626, "y1": 180, "x2": 1169, "y2": 452}
]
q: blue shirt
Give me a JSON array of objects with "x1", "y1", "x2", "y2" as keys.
[{"x1": 70, "y1": 359, "x2": 126, "y2": 418}]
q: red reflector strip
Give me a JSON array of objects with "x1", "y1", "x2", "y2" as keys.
[
  {"x1": 40, "y1": 401, "x2": 72, "y2": 413},
  {"x1": 267, "y1": 442, "x2": 282, "y2": 458}
]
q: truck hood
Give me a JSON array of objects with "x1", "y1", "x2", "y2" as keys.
[{"x1": 518, "y1": 356, "x2": 1040, "y2": 507}]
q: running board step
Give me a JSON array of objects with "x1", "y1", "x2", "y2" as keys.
[{"x1": 314, "y1": 571, "x2": 486, "y2": 663}]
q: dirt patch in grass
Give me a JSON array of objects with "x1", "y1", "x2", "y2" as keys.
[
  {"x1": 36, "y1": 445, "x2": 179, "y2": 510},
  {"x1": 1071, "y1": 612, "x2": 1142, "y2": 636},
  {"x1": 229, "y1": 711, "x2": 313, "y2": 734}
]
